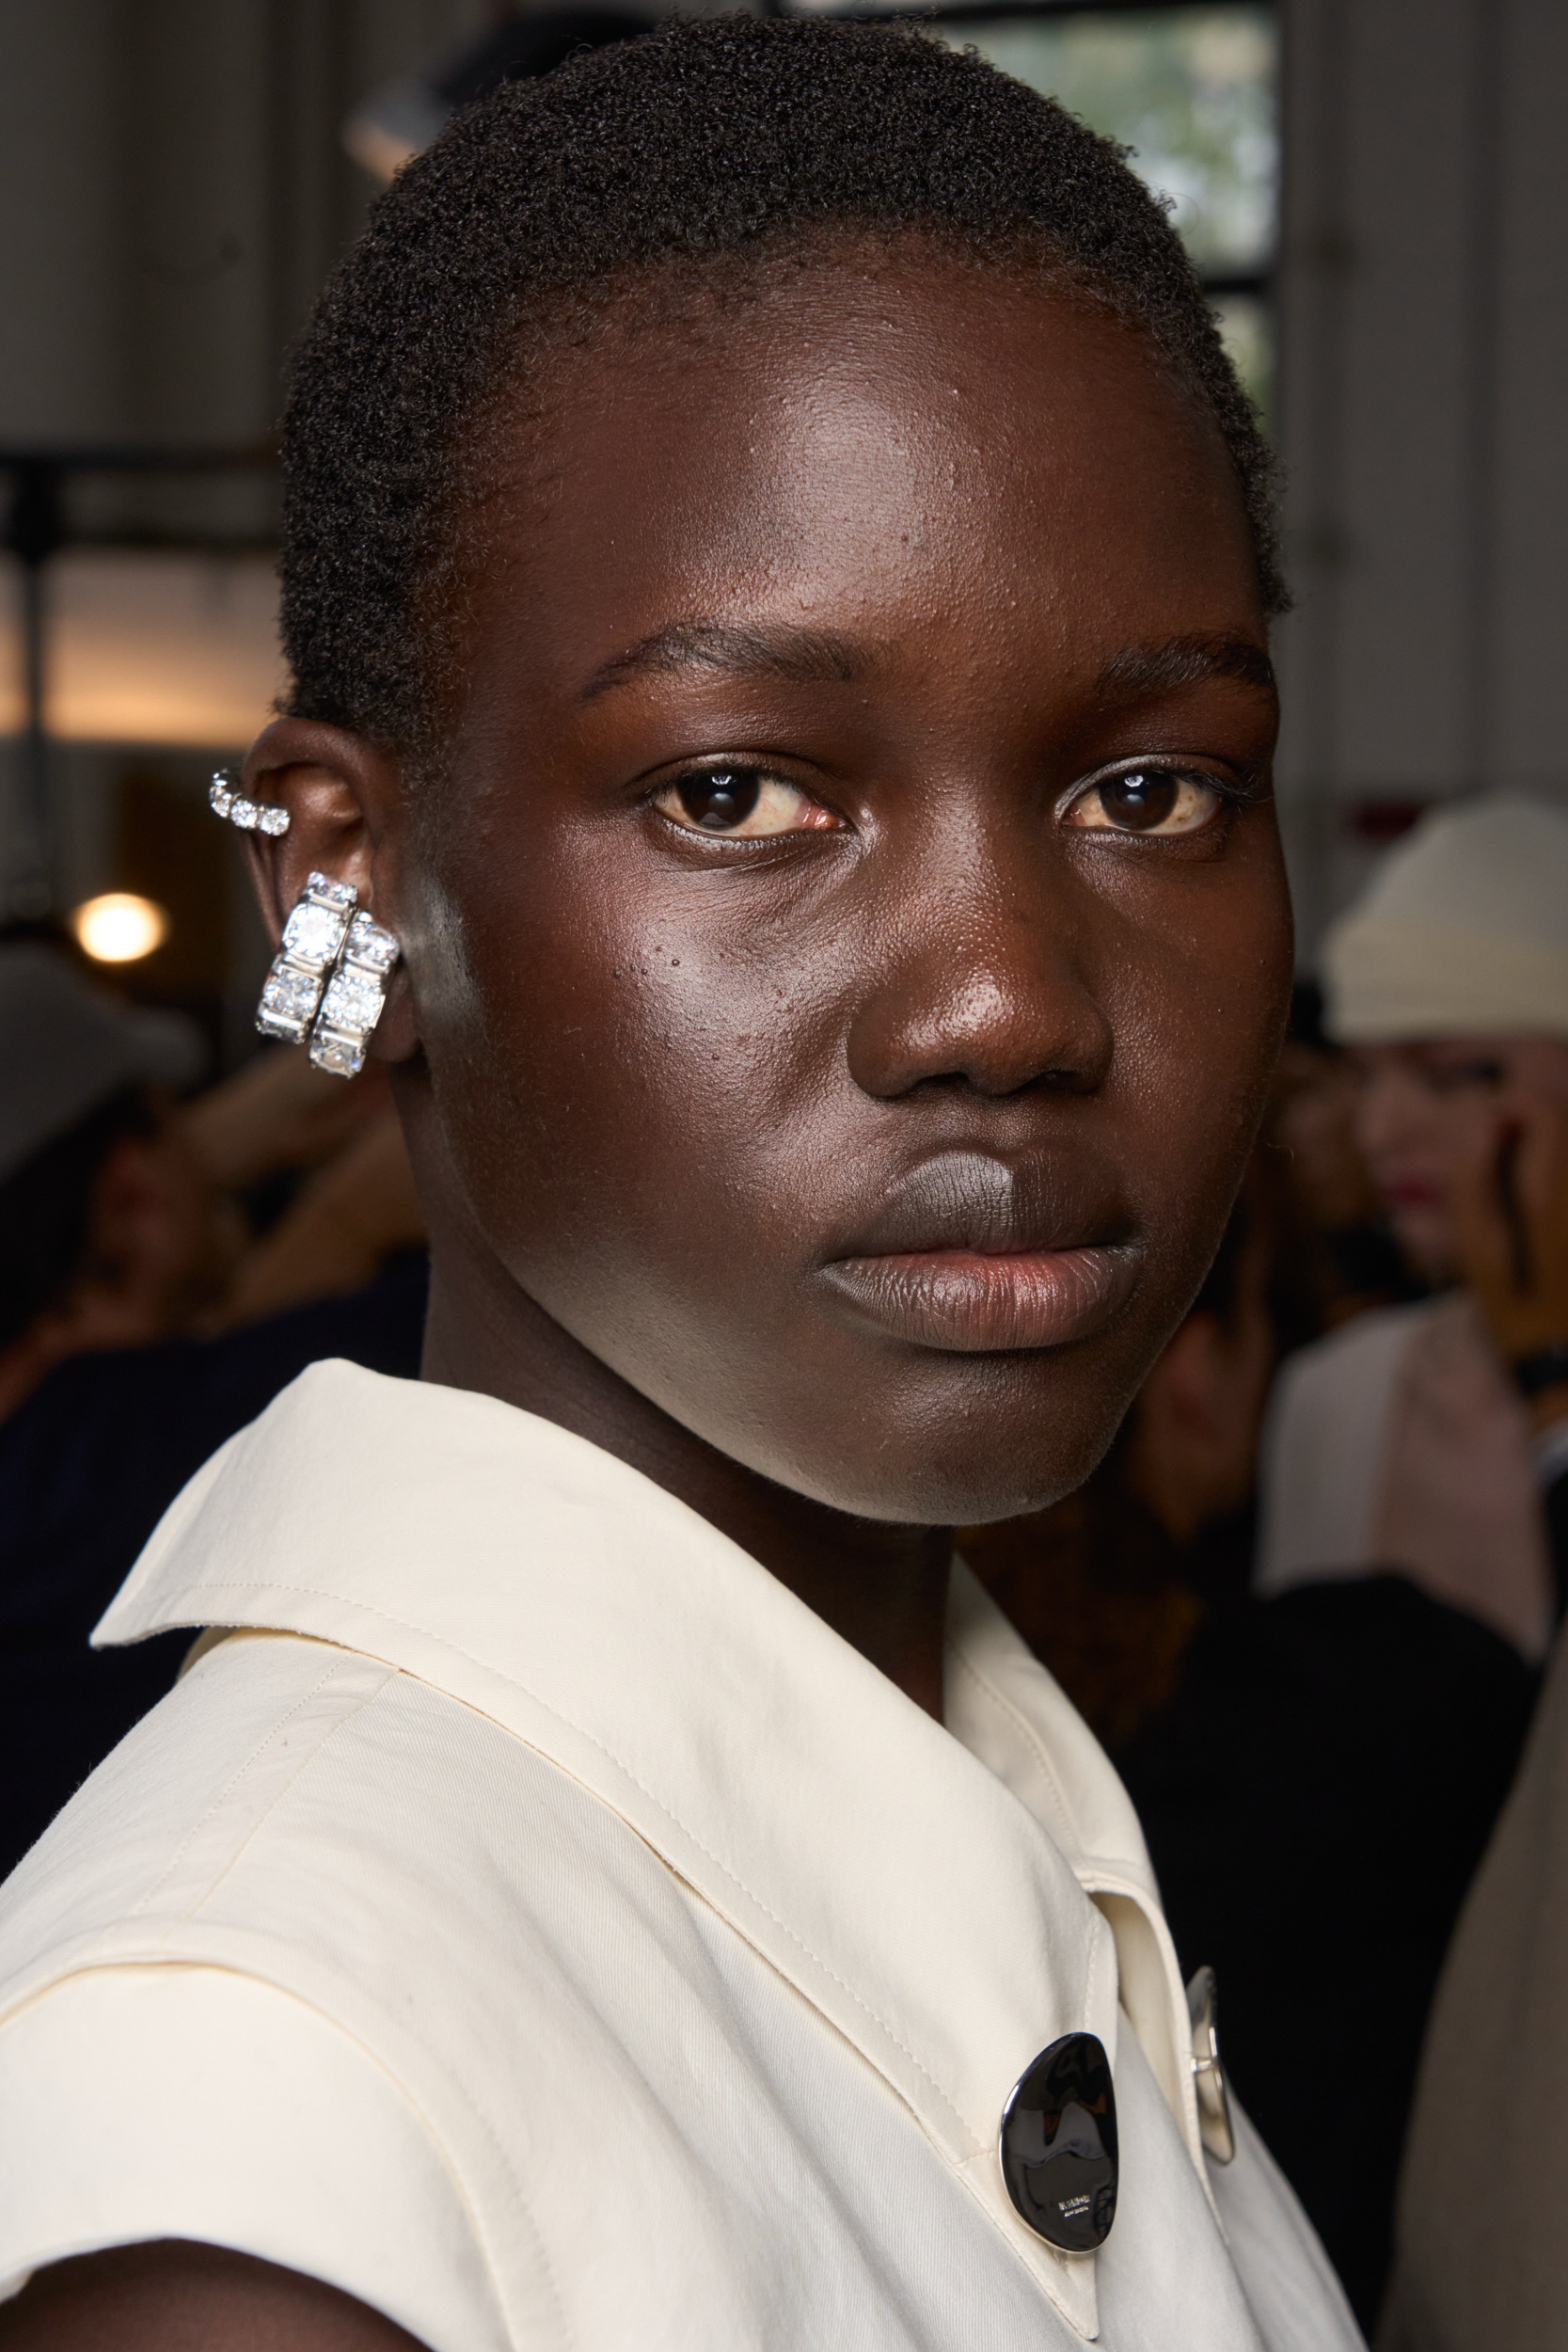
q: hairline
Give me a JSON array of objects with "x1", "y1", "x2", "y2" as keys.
[{"x1": 396, "y1": 223, "x2": 1252, "y2": 779}]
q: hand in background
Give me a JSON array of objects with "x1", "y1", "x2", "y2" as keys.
[
  {"x1": 1451, "y1": 1089, "x2": 1568, "y2": 1430},
  {"x1": 1371, "y1": 1294, "x2": 1553, "y2": 1660},
  {"x1": 211, "y1": 1110, "x2": 425, "y2": 1331},
  {"x1": 178, "y1": 1045, "x2": 393, "y2": 1192}
]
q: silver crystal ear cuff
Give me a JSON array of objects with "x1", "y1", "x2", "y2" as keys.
[
  {"x1": 256, "y1": 873, "x2": 400, "y2": 1079},
  {"x1": 210, "y1": 768, "x2": 291, "y2": 836}
]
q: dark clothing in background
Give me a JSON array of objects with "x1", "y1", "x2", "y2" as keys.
[
  {"x1": 1119, "y1": 1575, "x2": 1539, "y2": 2331},
  {"x1": 0, "y1": 1259, "x2": 427, "y2": 1882},
  {"x1": 1547, "y1": 1470, "x2": 1568, "y2": 1621}
]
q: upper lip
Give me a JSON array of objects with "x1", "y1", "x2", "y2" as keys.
[{"x1": 824, "y1": 1147, "x2": 1135, "y2": 1263}]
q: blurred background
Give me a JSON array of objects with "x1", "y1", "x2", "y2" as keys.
[{"x1": 2, "y1": 0, "x2": 1563, "y2": 1052}]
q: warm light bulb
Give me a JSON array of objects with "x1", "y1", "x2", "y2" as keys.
[{"x1": 71, "y1": 892, "x2": 170, "y2": 963}]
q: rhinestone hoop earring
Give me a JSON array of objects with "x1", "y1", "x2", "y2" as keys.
[
  {"x1": 256, "y1": 875, "x2": 401, "y2": 1077},
  {"x1": 210, "y1": 768, "x2": 290, "y2": 837},
  {"x1": 256, "y1": 873, "x2": 359, "y2": 1045},
  {"x1": 308, "y1": 908, "x2": 400, "y2": 1078}
]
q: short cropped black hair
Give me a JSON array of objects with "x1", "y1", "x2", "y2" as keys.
[{"x1": 283, "y1": 13, "x2": 1283, "y2": 759}]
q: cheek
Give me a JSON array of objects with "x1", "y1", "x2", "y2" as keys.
[
  {"x1": 1096, "y1": 866, "x2": 1291, "y2": 1216},
  {"x1": 423, "y1": 856, "x2": 840, "y2": 1293}
]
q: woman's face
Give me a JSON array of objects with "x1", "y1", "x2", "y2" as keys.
[
  {"x1": 1351, "y1": 1035, "x2": 1568, "y2": 1279},
  {"x1": 366, "y1": 249, "x2": 1291, "y2": 1524}
]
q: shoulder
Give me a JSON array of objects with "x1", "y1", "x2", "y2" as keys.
[
  {"x1": 1257, "y1": 1302, "x2": 1436, "y2": 1589},
  {"x1": 0, "y1": 1628, "x2": 673, "y2": 2352},
  {"x1": 0, "y1": 1963, "x2": 507, "y2": 2350},
  {"x1": 0, "y1": 1624, "x2": 689, "y2": 2001}
]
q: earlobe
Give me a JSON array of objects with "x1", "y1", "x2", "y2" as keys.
[{"x1": 368, "y1": 962, "x2": 421, "y2": 1067}]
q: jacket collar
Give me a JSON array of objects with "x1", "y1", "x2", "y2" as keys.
[{"x1": 98, "y1": 1360, "x2": 1206, "y2": 2339}]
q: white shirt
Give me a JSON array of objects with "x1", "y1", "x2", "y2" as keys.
[
  {"x1": 0, "y1": 1363, "x2": 1361, "y2": 2350},
  {"x1": 1256, "y1": 1296, "x2": 1551, "y2": 1659},
  {"x1": 1256, "y1": 1304, "x2": 1426, "y2": 1595}
]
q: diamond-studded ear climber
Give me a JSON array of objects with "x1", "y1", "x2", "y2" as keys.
[
  {"x1": 254, "y1": 873, "x2": 401, "y2": 1079},
  {"x1": 211, "y1": 768, "x2": 291, "y2": 837}
]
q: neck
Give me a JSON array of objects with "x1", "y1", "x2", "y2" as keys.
[{"x1": 420, "y1": 1236, "x2": 953, "y2": 1719}]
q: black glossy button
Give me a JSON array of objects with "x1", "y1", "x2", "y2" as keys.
[{"x1": 999, "y1": 2031, "x2": 1117, "y2": 2252}]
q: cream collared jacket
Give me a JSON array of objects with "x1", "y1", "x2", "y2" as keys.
[{"x1": 0, "y1": 1364, "x2": 1361, "y2": 2352}]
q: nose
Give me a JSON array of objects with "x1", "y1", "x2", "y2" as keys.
[{"x1": 845, "y1": 840, "x2": 1115, "y2": 1102}]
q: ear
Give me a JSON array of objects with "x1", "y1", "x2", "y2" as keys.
[{"x1": 237, "y1": 716, "x2": 420, "y2": 1066}]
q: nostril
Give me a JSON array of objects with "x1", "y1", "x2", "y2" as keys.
[
  {"x1": 845, "y1": 951, "x2": 1115, "y2": 1103},
  {"x1": 907, "y1": 1063, "x2": 1090, "y2": 1100}
]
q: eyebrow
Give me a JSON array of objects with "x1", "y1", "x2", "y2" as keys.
[
  {"x1": 579, "y1": 621, "x2": 1276, "y2": 707},
  {"x1": 1095, "y1": 634, "x2": 1278, "y2": 701},
  {"x1": 579, "y1": 621, "x2": 865, "y2": 701}
]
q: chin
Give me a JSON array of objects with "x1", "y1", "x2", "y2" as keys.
[
  {"x1": 1387, "y1": 1211, "x2": 1454, "y2": 1285},
  {"x1": 749, "y1": 1358, "x2": 1137, "y2": 1528}
]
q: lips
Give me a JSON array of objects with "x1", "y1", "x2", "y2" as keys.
[
  {"x1": 824, "y1": 1245, "x2": 1138, "y2": 1352},
  {"x1": 819, "y1": 1149, "x2": 1142, "y2": 1355},
  {"x1": 1382, "y1": 1178, "x2": 1440, "y2": 1210}
]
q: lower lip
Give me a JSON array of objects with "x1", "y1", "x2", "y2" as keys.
[
  {"x1": 822, "y1": 1246, "x2": 1140, "y2": 1353},
  {"x1": 1384, "y1": 1182, "x2": 1440, "y2": 1211}
]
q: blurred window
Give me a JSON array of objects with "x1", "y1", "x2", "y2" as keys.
[
  {"x1": 784, "y1": 2, "x2": 1279, "y2": 422},
  {"x1": 0, "y1": 549, "x2": 281, "y2": 752}
]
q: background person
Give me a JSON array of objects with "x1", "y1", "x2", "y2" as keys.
[
  {"x1": 0, "y1": 939, "x2": 426, "y2": 1426},
  {"x1": 968, "y1": 1152, "x2": 1536, "y2": 2327},
  {"x1": 1382, "y1": 1079, "x2": 1568, "y2": 2351},
  {"x1": 1255, "y1": 797, "x2": 1568, "y2": 1661},
  {"x1": 1271, "y1": 981, "x2": 1425, "y2": 1327},
  {"x1": 0, "y1": 944, "x2": 220, "y2": 1422},
  {"x1": 0, "y1": 941, "x2": 427, "y2": 1878}
]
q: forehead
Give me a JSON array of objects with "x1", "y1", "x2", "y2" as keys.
[{"x1": 460, "y1": 249, "x2": 1261, "y2": 707}]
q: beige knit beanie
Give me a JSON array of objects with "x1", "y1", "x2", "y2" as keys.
[{"x1": 1323, "y1": 795, "x2": 1568, "y2": 1043}]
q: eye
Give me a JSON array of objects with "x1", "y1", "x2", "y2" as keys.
[
  {"x1": 1065, "y1": 768, "x2": 1225, "y2": 836},
  {"x1": 653, "y1": 765, "x2": 839, "y2": 838},
  {"x1": 1424, "y1": 1056, "x2": 1507, "y2": 1094}
]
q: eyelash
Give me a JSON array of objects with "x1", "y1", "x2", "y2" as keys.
[
  {"x1": 651, "y1": 763, "x2": 838, "y2": 841},
  {"x1": 1060, "y1": 763, "x2": 1252, "y2": 841},
  {"x1": 647, "y1": 757, "x2": 1253, "y2": 844}
]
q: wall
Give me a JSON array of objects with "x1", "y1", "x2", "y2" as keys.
[
  {"x1": 0, "y1": 0, "x2": 492, "y2": 938},
  {"x1": 1275, "y1": 0, "x2": 1568, "y2": 952},
  {"x1": 0, "y1": 0, "x2": 491, "y2": 460}
]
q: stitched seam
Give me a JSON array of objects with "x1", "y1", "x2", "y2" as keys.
[
  {"x1": 128, "y1": 1654, "x2": 388, "y2": 1926},
  {"x1": 942, "y1": 1637, "x2": 1085, "y2": 1858},
  {"x1": 151, "y1": 1581, "x2": 977, "y2": 2155},
  {"x1": 171, "y1": 1687, "x2": 408, "y2": 1933}
]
